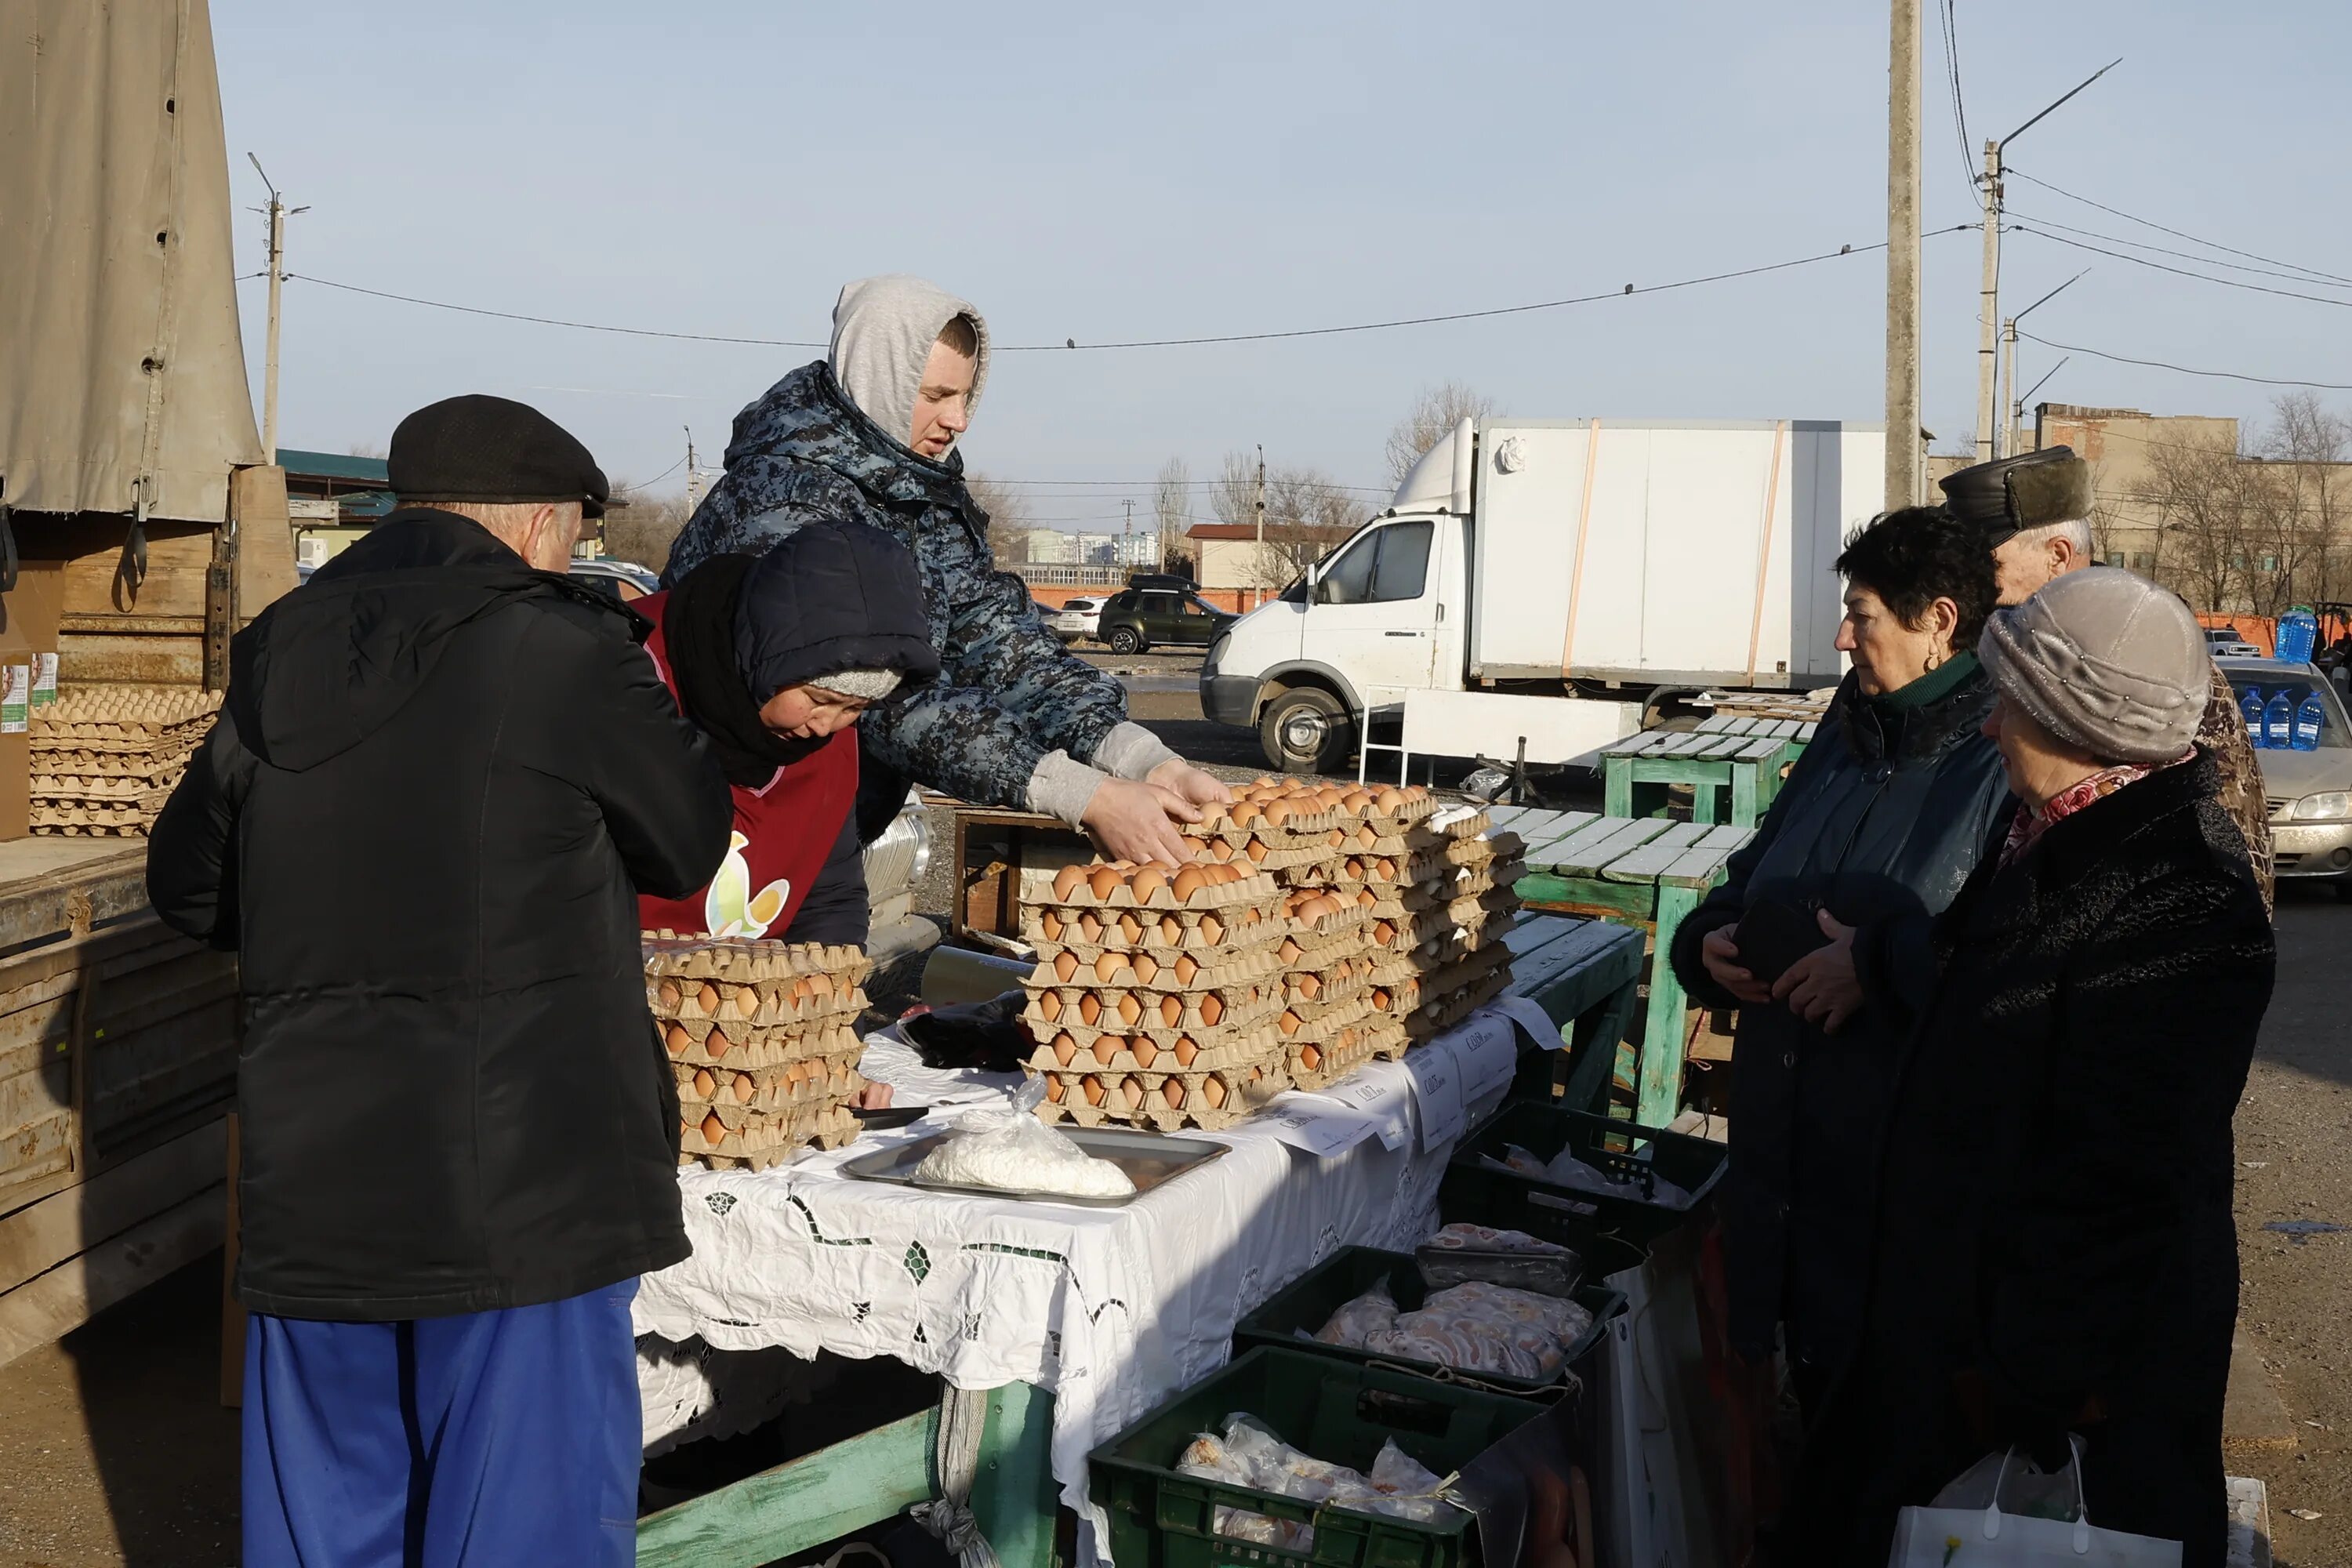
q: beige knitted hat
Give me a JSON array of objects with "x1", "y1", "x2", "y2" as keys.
[{"x1": 1977, "y1": 567, "x2": 2207, "y2": 763}]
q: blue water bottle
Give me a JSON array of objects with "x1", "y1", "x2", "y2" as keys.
[
  {"x1": 2296, "y1": 690, "x2": 2325, "y2": 750},
  {"x1": 2265, "y1": 690, "x2": 2296, "y2": 750},
  {"x1": 2279, "y1": 610, "x2": 2320, "y2": 665},
  {"x1": 2241, "y1": 684, "x2": 2268, "y2": 747}
]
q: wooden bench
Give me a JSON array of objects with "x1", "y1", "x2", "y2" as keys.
[{"x1": 1599, "y1": 717, "x2": 1813, "y2": 828}]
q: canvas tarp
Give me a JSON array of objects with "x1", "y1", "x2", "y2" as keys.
[{"x1": 1, "y1": 0, "x2": 263, "y2": 527}]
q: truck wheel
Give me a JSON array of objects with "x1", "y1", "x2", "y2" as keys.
[
  {"x1": 1109, "y1": 627, "x2": 1145, "y2": 655},
  {"x1": 1259, "y1": 688, "x2": 1353, "y2": 775}
]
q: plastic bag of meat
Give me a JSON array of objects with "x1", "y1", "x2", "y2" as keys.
[
  {"x1": 1175, "y1": 1415, "x2": 1456, "y2": 1548},
  {"x1": 1417, "y1": 1222, "x2": 1582, "y2": 1298},
  {"x1": 1363, "y1": 1281, "x2": 1597, "y2": 1381},
  {"x1": 1314, "y1": 1279, "x2": 1402, "y2": 1348}
]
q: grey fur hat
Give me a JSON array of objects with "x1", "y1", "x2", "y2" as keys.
[
  {"x1": 1977, "y1": 566, "x2": 2207, "y2": 764},
  {"x1": 1939, "y1": 446, "x2": 2092, "y2": 545}
]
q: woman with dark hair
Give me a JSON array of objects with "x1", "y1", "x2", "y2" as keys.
[{"x1": 1668, "y1": 506, "x2": 2012, "y2": 1448}]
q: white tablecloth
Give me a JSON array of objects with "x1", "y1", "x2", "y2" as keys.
[{"x1": 634, "y1": 1008, "x2": 1546, "y2": 1560}]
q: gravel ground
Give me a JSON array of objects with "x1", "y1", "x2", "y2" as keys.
[{"x1": 0, "y1": 660, "x2": 2342, "y2": 1563}]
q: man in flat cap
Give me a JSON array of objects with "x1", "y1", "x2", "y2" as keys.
[
  {"x1": 1942, "y1": 445, "x2": 2273, "y2": 909},
  {"x1": 149, "y1": 394, "x2": 733, "y2": 1566}
]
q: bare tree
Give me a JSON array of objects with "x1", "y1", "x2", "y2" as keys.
[
  {"x1": 1153, "y1": 456, "x2": 1191, "y2": 571},
  {"x1": 347, "y1": 441, "x2": 388, "y2": 461},
  {"x1": 601, "y1": 486, "x2": 695, "y2": 574},
  {"x1": 2259, "y1": 392, "x2": 2352, "y2": 608},
  {"x1": 1383, "y1": 381, "x2": 1496, "y2": 488},
  {"x1": 2143, "y1": 431, "x2": 2260, "y2": 612},
  {"x1": 960, "y1": 472, "x2": 1036, "y2": 567}
]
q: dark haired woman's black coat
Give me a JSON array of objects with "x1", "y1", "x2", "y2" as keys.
[
  {"x1": 1814, "y1": 752, "x2": 2273, "y2": 1566},
  {"x1": 1668, "y1": 662, "x2": 2010, "y2": 1382}
]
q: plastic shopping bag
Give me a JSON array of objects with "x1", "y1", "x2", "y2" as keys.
[
  {"x1": 1887, "y1": 1439, "x2": 2183, "y2": 1566},
  {"x1": 909, "y1": 1079, "x2": 1136, "y2": 1199}
]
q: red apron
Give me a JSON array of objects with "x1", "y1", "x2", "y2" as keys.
[{"x1": 634, "y1": 590, "x2": 858, "y2": 939}]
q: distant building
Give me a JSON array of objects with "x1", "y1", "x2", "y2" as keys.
[
  {"x1": 1187, "y1": 520, "x2": 1358, "y2": 605},
  {"x1": 280, "y1": 449, "x2": 393, "y2": 566},
  {"x1": 2032, "y1": 404, "x2": 2239, "y2": 579}
]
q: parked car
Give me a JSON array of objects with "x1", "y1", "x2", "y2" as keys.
[
  {"x1": 568, "y1": 557, "x2": 661, "y2": 604},
  {"x1": 2222, "y1": 657, "x2": 2352, "y2": 894},
  {"x1": 2206, "y1": 626, "x2": 2263, "y2": 659},
  {"x1": 1043, "y1": 596, "x2": 1105, "y2": 643},
  {"x1": 1096, "y1": 587, "x2": 1233, "y2": 654}
]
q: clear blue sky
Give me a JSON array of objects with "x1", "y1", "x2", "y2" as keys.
[{"x1": 214, "y1": 1, "x2": 2352, "y2": 534}]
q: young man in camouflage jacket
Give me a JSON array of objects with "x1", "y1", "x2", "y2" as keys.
[
  {"x1": 1941, "y1": 448, "x2": 2275, "y2": 913},
  {"x1": 666, "y1": 275, "x2": 1225, "y2": 866}
]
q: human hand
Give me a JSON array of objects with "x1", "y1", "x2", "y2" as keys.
[
  {"x1": 1773, "y1": 911, "x2": 1861, "y2": 1033},
  {"x1": 1700, "y1": 927, "x2": 1773, "y2": 1006},
  {"x1": 1081, "y1": 775, "x2": 1200, "y2": 866},
  {"x1": 1145, "y1": 757, "x2": 1233, "y2": 809},
  {"x1": 853, "y1": 1080, "x2": 895, "y2": 1110}
]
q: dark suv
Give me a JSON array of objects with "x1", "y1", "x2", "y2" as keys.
[{"x1": 1096, "y1": 587, "x2": 1232, "y2": 654}]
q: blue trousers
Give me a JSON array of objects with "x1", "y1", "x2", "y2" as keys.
[{"x1": 242, "y1": 1279, "x2": 641, "y2": 1568}]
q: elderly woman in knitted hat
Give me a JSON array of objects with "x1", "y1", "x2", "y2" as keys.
[{"x1": 1816, "y1": 568, "x2": 2276, "y2": 1566}]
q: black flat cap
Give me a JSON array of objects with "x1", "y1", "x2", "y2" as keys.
[
  {"x1": 1937, "y1": 446, "x2": 2092, "y2": 546},
  {"x1": 387, "y1": 394, "x2": 610, "y2": 519}
]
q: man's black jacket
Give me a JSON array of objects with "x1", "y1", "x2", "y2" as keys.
[{"x1": 147, "y1": 510, "x2": 732, "y2": 1320}]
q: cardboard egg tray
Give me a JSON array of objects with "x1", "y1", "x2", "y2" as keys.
[
  {"x1": 644, "y1": 935, "x2": 873, "y2": 989},
  {"x1": 1033, "y1": 1059, "x2": 1286, "y2": 1132},
  {"x1": 1025, "y1": 942, "x2": 1284, "y2": 996},
  {"x1": 1402, "y1": 964, "x2": 1518, "y2": 1041},
  {"x1": 1033, "y1": 868, "x2": 1279, "y2": 912},
  {"x1": 1028, "y1": 1022, "x2": 1286, "y2": 1076},
  {"x1": 675, "y1": 1052, "x2": 866, "y2": 1112},
  {"x1": 1025, "y1": 983, "x2": 1287, "y2": 1045},
  {"x1": 650, "y1": 975, "x2": 867, "y2": 1029},
  {"x1": 681, "y1": 1102, "x2": 860, "y2": 1171},
  {"x1": 1188, "y1": 833, "x2": 1339, "y2": 874},
  {"x1": 1193, "y1": 800, "x2": 1352, "y2": 840},
  {"x1": 1280, "y1": 899, "x2": 1376, "y2": 949},
  {"x1": 661, "y1": 1018, "x2": 862, "y2": 1071},
  {"x1": 1271, "y1": 990, "x2": 1377, "y2": 1047},
  {"x1": 1023, "y1": 901, "x2": 1282, "y2": 954},
  {"x1": 25, "y1": 745, "x2": 200, "y2": 780},
  {"x1": 1279, "y1": 961, "x2": 1375, "y2": 1018},
  {"x1": 1284, "y1": 1025, "x2": 1384, "y2": 1091}
]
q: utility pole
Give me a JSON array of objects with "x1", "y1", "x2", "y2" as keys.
[
  {"x1": 684, "y1": 426, "x2": 705, "y2": 509},
  {"x1": 246, "y1": 155, "x2": 306, "y2": 461},
  {"x1": 2000, "y1": 269, "x2": 2089, "y2": 460},
  {"x1": 1254, "y1": 445, "x2": 1268, "y2": 610},
  {"x1": 1973, "y1": 60, "x2": 2120, "y2": 463},
  {"x1": 1884, "y1": 0, "x2": 1923, "y2": 509}
]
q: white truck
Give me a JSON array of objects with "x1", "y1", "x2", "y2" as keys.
[{"x1": 1200, "y1": 417, "x2": 1884, "y2": 773}]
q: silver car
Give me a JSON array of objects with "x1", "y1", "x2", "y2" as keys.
[
  {"x1": 1043, "y1": 596, "x2": 1105, "y2": 643},
  {"x1": 2223, "y1": 658, "x2": 2352, "y2": 893},
  {"x1": 2205, "y1": 626, "x2": 2263, "y2": 659}
]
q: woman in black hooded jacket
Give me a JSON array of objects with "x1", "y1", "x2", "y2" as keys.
[{"x1": 1668, "y1": 506, "x2": 2011, "y2": 1418}]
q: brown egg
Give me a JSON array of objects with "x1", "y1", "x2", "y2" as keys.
[
  {"x1": 1278, "y1": 1010, "x2": 1304, "y2": 1036},
  {"x1": 1358, "y1": 826, "x2": 1378, "y2": 848},
  {"x1": 1174, "y1": 1036, "x2": 1200, "y2": 1066},
  {"x1": 1088, "y1": 866, "x2": 1123, "y2": 902},
  {"x1": 1171, "y1": 866, "x2": 1207, "y2": 903},
  {"x1": 1374, "y1": 787, "x2": 1404, "y2": 811},
  {"x1": 1163, "y1": 1079, "x2": 1187, "y2": 1109},
  {"x1": 1174, "y1": 955, "x2": 1200, "y2": 984},
  {"x1": 1160, "y1": 994, "x2": 1185, "y2": 1027},
  {"x1": 1403, "y1": 785, "x2": 1429, "y2": 802},
  {"x1": 1262, "y1": 800, "x2": 1294, "y2": 825},
  {"x1": 1039, "y1": 991, "x2": 1063, "y2": 1022},
  {"x1": 1243, "y1": 907, "x2": 1263, "y2": 925},
  {"x1": 1342, "y1": 789, "x2": 1374, "y2": 811},
  {"x1": 1296, "y1": 973, "x2": 1323, "y2": 1001},
  {"x1": 737, "y1": 988, "x2": 763, "y2": 1018},
  {"x1": 1120, "y1": 1078, "x2": 1145, "y2": 1109},
  {"x1": 1372, "y1": 921, "x2": 1396, "y2": 945},
  {"x1": 1199, "y1": 994, "x2": 1225, "y2": 1026},
  {"x1": 1160, "y1": 914, "x2": 1185, "y2": 945},
  {"x1": 808, "y1": 972, "x2": 836, "y2": 998},
  {"x1": 1040, "y1": 911, "x2": 1064, "y2": 942},
  {"x1": 700, "y1": 1111, "x2": 728, "y2": 1144},
  {"x1": 1054, "y1": 952, "x2": 1080, "y2": 983},
  {"x1": 1202, "y1": 1077, "x2": 1229, "y2": 1109},
  {"x1": 1079, "y1": 993, "x2": 1103, "y2": 1025},
  {"x1": 1245, "y1": 840, "x2": 1269, "y2": 862},
  {"x1": 1116, "y1": 993, "x2": 1143, "y2": 1026},
  {"x1": 1044, "y1": 1076, "x2": 1066, "y2": 1104},
  {"x1": 1356, "y1": 891, "x2": 1379, "y2": 909},
  {"x1": 1052, "y1": 1033, "x2": 1080, "y2": 1066},
  {"x1": 705, "y1": 1033, "x2": 732, "y2": 1061},
  {"x1": 1231, "y1": 801, "x2": 1261, "y2": 826},
  {"x1": 1299, "y1": 1044, "x2": 1323, "y2": 1072},
  {"x1": 664, "y1": 1023, "x2": 693, "y2": 1058},
  {"x1": 1343, "y1": 857, "x2": 1365, "y2": 879},
  {"x1": 1094, "y1": 952, "x2": 1128, "y2": 983},
  {"x1": 791, "y1": 977, "x2": 814, "y2": 1001},
  {"x1": 1053, "y1": 864, "x2": 1087, "y2": 901},
  {"x1": 1210, "y1": 838, "x2": 1236, "y2": 862},
  {"x1": 1131, "y1": 953, "x2": 1160, "y2": 984},
  {"x1": 1082, "y1": 1076, "x2": 1107, "y2": 1106},
  {"x1": 1077, "y1": 913, "x2": 1104, "y2": 942},
  {"x1": 1200, "y1": 914, "x2": 1225, "y2": 945},
  {"x1": 1131, "y1": 866, "x2": 1168, "y2": 903},
  {"x1": 1118, "y1": 913, "x2": 1145, "y2": 945},
  {"x1": 782, "y1": 1060, "x2": 807, "y2": 1084},
  {"x1": 1092, "y1": 1036, "x2": 1120, "y2": 1065},
  {"x1": 692, "y1": 1069, "x2": 716, "y2": 1098},
  {"x1": 1278, "y1": 938, "x2": 1302, "y2": 964},
  {"x1": 1250, "y1": 1065, "x2": 1265, "y2": 1083},
  {"x1": 658, "y1": 980, "x2": 682, "y2": 1010},
  {"x1": 698, "y1": 982, "x2": 722, "y2": 1013},
  {"x1": 1372, "y1": 987, "x2": 1392, "y2": 1009},
  {"x1": 734, "y1": 1074, "x2": 757, "y2": 1103},
  {"x1": 1132, "y1": 1040, "x2": 1160, "y2": 1069}
]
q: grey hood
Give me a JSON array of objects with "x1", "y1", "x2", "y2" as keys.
[{"x1": 827, "y1": 274, "x2": 989, "y2": 452}]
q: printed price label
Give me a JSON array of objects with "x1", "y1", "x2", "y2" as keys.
[
  {"x1": 1410, "y1": 1052, "x2": 1465, "y2": 1151},
  {"x1": 1495, "y1": 996, "x2": 1567, "y2": 1052},
  {"x1": 1263, "y1": 1094, "x2": 1384, "y2": 1159}
]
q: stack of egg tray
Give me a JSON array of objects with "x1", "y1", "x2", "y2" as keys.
[
  {"x1": 1019, "y1": 862, "x2": 1290, "y2": 1131},
  {"x1": 645, "y1": 935, "x2": 873, "y2": 1170},
  {"x1": 29, "y1": 687, "x2": 221, "y2": 836}
]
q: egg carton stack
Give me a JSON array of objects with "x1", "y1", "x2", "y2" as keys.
[
  {"x1": 644, "y1": 934, "x2": 875, "y2": 1171},
  {"x1": 28, "y1": 688, "x2": 222, "y2": 837},
  {"x1": 1363, "y1": 808, "x2": 1529, "y2": 1042},
  {"x1": 1019, "y1": 861, "x2": 1293, "y2": 1131}
]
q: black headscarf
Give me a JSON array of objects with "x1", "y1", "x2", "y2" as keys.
[{"x1": 662, "y1": 554, "x2": 808, "y2": 786}]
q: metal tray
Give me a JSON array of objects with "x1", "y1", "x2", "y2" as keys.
[{"x1": 836, "y1": 1125, "x2": 1229, "y2": 1207}]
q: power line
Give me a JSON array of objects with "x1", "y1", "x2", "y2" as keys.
[
  {"x1": 2017, "y1": 331, "x2": 2352, "y2": 392},
  {"x1": 278, "y1": 229, "x2": 1969, "y2": 356},
  {"x1": 2005, "y1": 167, "x2": 2352, "y2": 287},
  {"x1": 2010, "y1": 227, "x2": 2352, "y2": 310},
  {"x1": 614, "y1": 453, "x2": 688, "y2": 492},
  {"x1": 2007, "y1": 212, "x2": 2352, "y2": 292},
  {"x1": 1936, "y1": 0, "x2": 1975, "y2": 191}
]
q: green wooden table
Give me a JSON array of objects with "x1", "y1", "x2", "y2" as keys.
[
  {"x1": 1599, "y1": 716, "x2": 1813, "y2": 828},
  {"x1": 1494, "y1": 808, "x2": 1754, "y2": 1127},
  {"x1": 635, "y1": 913, "x2": 1642, "y2": 1568}
]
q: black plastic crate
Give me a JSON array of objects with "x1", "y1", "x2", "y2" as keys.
[
  {"x1": 1091, "y1": 1346, "x2": 1548, "y2": 1568},
  {"x1": 1440, "y1": 1102, "x2": 1726, "y2": 1248},
  {"x1": 1232, "y1": 1247, "x2": 1627, "y2": 1397}
]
